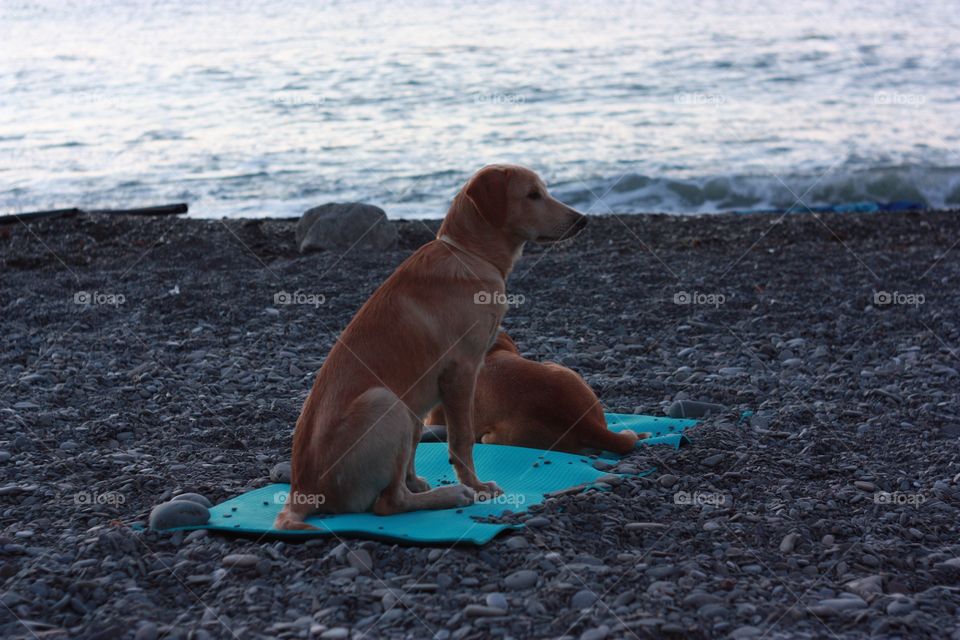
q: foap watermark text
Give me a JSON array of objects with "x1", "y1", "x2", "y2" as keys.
[
  {"x1": 474, "y1": 291, "x2": 525, "y2": 307},
  {"x1": 874, "y1": 290, "x2": 924, "y2": 307},
  {"x1": 75, "y1": 291, "x2": 125, "y2": 307},
  {"x1": 674, "y1": 490, "x2": 728, "y2": 507},
  {"x1": 274, "y1": 290, "x2": 326, "y2": 308},
  {"x1": 674, "y1": 290, "x2": 725, "y2": 307}
]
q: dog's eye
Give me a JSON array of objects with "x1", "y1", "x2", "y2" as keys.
[{"x1": 527, "y1": 190, "x2": 541, "y2": 200}]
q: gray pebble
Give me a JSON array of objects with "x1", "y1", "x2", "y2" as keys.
[
  {"x1": 658, "y1": 474, "x2": 678, "y2": 488},
  {"x1": 579, "y1": 624, "x2": 609, "y2": 640},
  {"x1": 571, "y1": 589, "x2": 597, "y2": 609},
  {"x1": 817, "y1": 596, "x2": 867, "y2": 611},
  {"x1": 149, "y1": 500, "x2": 210, "y2": 530},
  {"x1": 486, "y1": 593, "x2": 508, "y2": 610},
  {"x1": 505, "y1": 535, "x2": 529, "y2": 550},
  {"x1": 464, "y1": 604, "x2": 506, "y2": 617},
  {"x1": 134, "y1": 622, "x2": 158, "y2": 640},
  {"x1": 702, "y1": 453, "x2": 724, "y2": 467},
  {"x1": 347, "y1": 548, "x2": 374, "y2": 573},
  {"x1": 222, "y1": 554, "x2": 260, "y2": 568},
  {"x1": 779, "y1": 532, "x2": 799, "y2": 553},
  {"x1": 682, "y1": 592, "x2": 721, "y2": 608},
  {"x1": 171, "y1": 492, "x2": 213, "y2": 508},
  {"x1": 886, "y1": 598, "x2": 914, "y2": 616},
  {"x1": 730, "y1": 625, "x2": 763, "y2": 638},
  {"x1": 270, "y1": 461, "x2": 292, "y2": 483},
  {"x1": 504, "y1": 569, "x2": 538, "y2": 590}
]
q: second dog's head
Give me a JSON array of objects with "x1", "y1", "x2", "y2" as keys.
[{"x1": 442, "y1": 164, "x2": 587, "y2": 246}]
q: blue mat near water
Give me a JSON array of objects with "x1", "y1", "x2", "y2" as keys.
[{"x1": 170, "y1": 412, "x2": 698, "y2": 545}]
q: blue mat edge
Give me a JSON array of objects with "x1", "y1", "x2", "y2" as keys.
[{"x1": 157, "y1": 412, "x2": 699, "y2": 544}]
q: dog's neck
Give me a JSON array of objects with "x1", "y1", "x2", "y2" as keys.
[{"x1": 438, "y1": 233, "x2": 522, "y2": 279}]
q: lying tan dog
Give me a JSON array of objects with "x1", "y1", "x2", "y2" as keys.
[
  {"x1": 275, "y1": 165, "x2": 587, "y2": 529},
  {"x1": 426, "y1": 332, "x2": 646, "y2": 455}
]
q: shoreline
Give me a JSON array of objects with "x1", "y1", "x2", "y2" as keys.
[{"x1": 2, "y1": 208, "x2": 960, "y2": 638}]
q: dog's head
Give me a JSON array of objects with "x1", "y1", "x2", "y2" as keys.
[{"x1": 448, "y1": 164, "x2": 587, "y2": 244}]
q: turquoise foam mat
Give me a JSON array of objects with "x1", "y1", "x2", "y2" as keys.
[{"x1": 168, "y1": 412, "x2": 698, "y2": 545}]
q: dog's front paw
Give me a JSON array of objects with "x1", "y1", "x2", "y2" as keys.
[
  {"x1": 471, "y1": 480, "x2": 503, "y2": 501},
  {"x1": 450, "y1": 484, "x2": 477, "y2": 507},
  {"x1": 622, "y1": 429, "x2": 650, "y2": 444}
]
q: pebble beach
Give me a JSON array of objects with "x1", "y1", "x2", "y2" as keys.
[{"x1": 2, "y1": 209, "x2": 960, "y2": 639}]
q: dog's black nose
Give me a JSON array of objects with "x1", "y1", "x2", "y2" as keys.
[{"x1": 573, "y1": 215, "x2": 588, "y2": 231}]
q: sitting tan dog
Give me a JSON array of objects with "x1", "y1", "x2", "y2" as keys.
[
  {"x1": 426, "y1": 332, "x2": 646, "y2": 455},
  {"x1": 275, "y1": 165, "x2": 587, "y2": 529}
]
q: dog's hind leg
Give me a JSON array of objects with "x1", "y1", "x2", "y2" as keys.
[
  {"x1": 405, "y1": 420, "x2": 431, "y2": 493},
  {"x1": 276, "y1": 387, "x2": 475, "y2": 523},
  {"x1": 364, "y1": 391, "x2": 475, "y2": 515}
]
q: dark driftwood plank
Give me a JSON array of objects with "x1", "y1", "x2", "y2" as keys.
[
  {"x1": 0, "y1": 203, "x2": 188, "y2": 225},
  {"x1": 86, "y1": 203, "x2": 188, "y2": 216},
  {"x1": 0, "y1": 208, "x2": 83, "y2": 225}
]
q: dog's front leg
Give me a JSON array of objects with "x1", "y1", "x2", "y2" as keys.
[{"x1": 439, "y1": 361, "x2": 502, "y2": 498}]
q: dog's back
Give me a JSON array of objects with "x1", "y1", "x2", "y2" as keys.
[{"x1": 428, "y1": 332, "x2": 642, "y2": 454}]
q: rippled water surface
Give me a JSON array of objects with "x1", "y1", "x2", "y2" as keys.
[{"x1": 2, "y1": 0, "x2": 959, "y2": 217}]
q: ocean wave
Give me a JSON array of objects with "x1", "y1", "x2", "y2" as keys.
[{"x1": 552, "y1": 165, "x2": 960, "y2": 215}]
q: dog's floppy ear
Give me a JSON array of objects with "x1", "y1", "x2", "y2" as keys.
[{"x1": 465, "y1": 167, "x2": 512, "y2": 228}]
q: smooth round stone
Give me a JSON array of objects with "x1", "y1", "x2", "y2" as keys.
[
  {"x1": 171, "y1": 493, "x2": 213, "y2": 508},
  {"x1": 486, "y1": 593, "x2": 508, "y2": 610},
  {"x1": 658, "y1": 474, "x2": 678, "y2": 488},
  {"x1": 320, "y1": 628, "x2": 349, "y2": 640},
  {"x1": 347, "y1": 549, "x2": 374, "y2": 573},
  {"x1": 270, "y1": 461, "x2": 292, "y2": 483},
  {"x1": 698, "y1": 603, "x2": 730, "y2": 618},
  {"x1": 702, "y1": 453, "x2": 724, "y2": 467},
  {"x1": 149, "y1": 500, "x2": 210, "y2": 530},
  {"x1": 524, "y1": 516, "x2": 550, "y2": 528},
  {"x1": 718, "y1": 368, "x2": 745, "y2": 377},
  {"x1": 571, "y1": 589, "x2": 597, "y2": 609},
  {"x1": 817, "y1": 596, "x2": 867, "y2": 611},
  {"x1": 886, "y1": 598, "x2": 914, "y2": 616},
  {"x1": 579, "y1": 624, "x2": 610, "y2": 640},
  {"x1": 222, "y1": 554, "x2": 260, "y2": 568},
  {"x1": 134, "y1": 622, "x2": 158, "y2": 640},
  {"x1": 505, "y1": 536, "x2": 529, "y2": 550},
  {"x1": 504, "y1": 569, "x2": 538, "y2": 590},
  {"x1": 682, "y1": 592, "x2": 721, "y2": 608},
  {"x1": 780, "y1": 532, "x2": 800, "y2": 553}
]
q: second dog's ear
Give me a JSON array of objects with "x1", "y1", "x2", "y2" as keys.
[{"x1": 465, "y1": 167, "x2": 512, "y2": 228}]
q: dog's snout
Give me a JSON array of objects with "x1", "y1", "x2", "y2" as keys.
[{"x1": 572, "y1": 215, "x2": 587, "y2": 232}]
